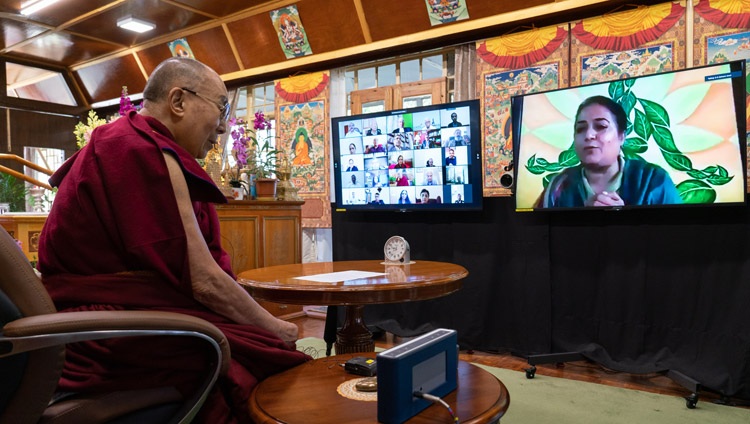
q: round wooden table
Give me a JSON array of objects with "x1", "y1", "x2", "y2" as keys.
[
  {"x1": 248, "y1": 353, "x2": 510, "y2": 424},
  {"x1": 237, "y1": 260, "x2": 468, "y2": 353}
]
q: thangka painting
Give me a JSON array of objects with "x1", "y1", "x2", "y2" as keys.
[
  {"x1": 692, "y1": 0, "x2": 750, "y2": 190},
  {"x1": 167, "y1": 38, "x2": 195, "y2": 58},
  {"x1": 425, "y1": 0, "x2": 469, "y2": 26},
  {"x1": 476, "y1": 25, "x2": 569, "y2": 197},
  {"x1": 483, "y1": 64, "x2": 561, "y2": 191},
  {"x1": 277, "y1": 101, "x2": 330, "y2": 228},
  {"x1": 704, "y1": 30, "x2": 750, "y2": 64},
  {"x1": 270, "y1": 5, "x2": 313, "y2": 59},
  {"x1": 579, "y1": 44, "x2": 675, "y2": 85},
  {"x1": 569, "y1": 2, "x2": 686, "y2": 86}
]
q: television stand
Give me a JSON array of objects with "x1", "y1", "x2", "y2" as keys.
[
  {"x1": 523, "y1": 351, "x2": 585, "y2": 379},
  {"x1": 523, "y1": 352, "x2": 703, "y2": 409},
  {"x1": 666, "y1": 369, "x2": 701, "y2": 409}
]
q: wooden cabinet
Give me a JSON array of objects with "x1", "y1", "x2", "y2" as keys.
[
  {"x1": 0, "y1": 213, "x2": 47, "y2": 263},
  {"x1": 215, "y1": 200, "x2": 305, "y2": 319}
]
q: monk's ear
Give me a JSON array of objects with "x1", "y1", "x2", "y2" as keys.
[{"x1": 167, "y1": 87, "x2": 187, "y2": 118}]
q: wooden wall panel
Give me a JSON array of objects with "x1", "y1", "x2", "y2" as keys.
[
  {"x1": 137, "y1": 45, "x2": 175, "y2": 77},
  {"x1": 0, "y1": 108, "x2": 7, "y2": 153},
  {"x1": 0, "y1": 17, "x2": 47, "y2": 49},
  {"x1": 360, "y1": 0, "x2": 433, "y2": 42},
  {"x1": 75, "y1": 55, "x2": 146, "y2": 104},
  {"x1": 66, "y1": 0, "x2": 213, "y2": 47},
  {"x1": 228, "y1": 14, "x2": 288, "y2": 69},
  {"x1": 466, "y1": 0, "x2": 554, "y2": 19},
  {"x1": 5, "y1": 0, "x2": 114, "y2": 27},
  {"x1": 8, "y1": 109, "x2": 77, "y2": 160},
  {"x1": 12, "y1": 32, "x2": 121, "y2": 68},
  {"x1": 296, "y1": 0, "x2": 366, "y2": 53},
  {"x1": 182, "y1": 27, "x2": 241, "y2": 75},
  {"x1": 174, "y1": 0, "x2": 257, "y2": 17}
]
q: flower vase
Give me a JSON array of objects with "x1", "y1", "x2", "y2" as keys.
[{"x1": 230, "y1": 186, "x2": 245, "y2": 200}]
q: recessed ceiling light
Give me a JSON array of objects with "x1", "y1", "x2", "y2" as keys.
[
  {"x1": 117, "y1": 16, "x2": 156, "y2": 33},
  {"x1": 20, "y1": 0, "x2": 59, "y2": 16}
]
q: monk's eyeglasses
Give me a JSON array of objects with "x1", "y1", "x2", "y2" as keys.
[{"x1": 181, "y1": 87, "x2": 230, "y2": 121}]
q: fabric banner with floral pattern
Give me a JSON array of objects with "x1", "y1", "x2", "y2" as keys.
[
  {"x1": 571, "y1": 2, "x2": 685, "y2": 51},
  {"x1": 275, "y1": 72, "x2": 330, "y2": 103},
  {"x1": 475, "y1": 25, "x2": 569, "y2": 197},
  {"x1": 477, "y1": 26, "x2": 567, "y2": 69},
  {"x1": 569, "y1": 2, "x2": 686, "y2": 87},
  {"x1": 692, "y1": 0, "x2": 750, "y2": 191},
  {"x1": 694, "y1": 0, "x2": 750, "y2": 28}
]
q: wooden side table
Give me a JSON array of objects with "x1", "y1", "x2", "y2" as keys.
[
  {"x1": 248, "y1": 353, "x2": 509, "y2": 423},
  {"x1": 238, "y1": 260, "x2": 468, "y2": 353}
]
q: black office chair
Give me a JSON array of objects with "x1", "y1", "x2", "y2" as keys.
[{"x1": 0, "y1": 227, "x2": 231, "y2": 423}]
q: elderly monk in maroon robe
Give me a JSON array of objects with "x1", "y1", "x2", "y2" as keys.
[{"x1": 37, "y1": 57, "x2": 310, "y2": 423}]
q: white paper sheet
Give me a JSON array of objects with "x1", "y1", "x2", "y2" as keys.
[{"x1": 293, "y1": 270, "x2": 385, "y2": 283}]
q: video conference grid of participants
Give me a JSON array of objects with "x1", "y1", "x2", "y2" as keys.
[{"x1": 338, "y1": 106, "x2": 473, "y2": 206}]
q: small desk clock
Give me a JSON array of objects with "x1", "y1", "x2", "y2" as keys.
[{"x1": 383, "y1": 236, "x2": 412, "y2": 265}]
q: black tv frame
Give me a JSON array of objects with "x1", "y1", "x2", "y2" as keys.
[
  {"x1": 332, "y1": 99, "x2": 483, "y2": 212},
  {"x1": 510, "y1": 60, "x2": 747, "y2": 212}
]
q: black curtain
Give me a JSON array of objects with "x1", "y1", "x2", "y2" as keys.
[
  {"x1": 332, "y1": 198, "x2": 552, "y2": 355},
  {"x1": 330, "y1": 197, "x2": 750, "y2": 400}
]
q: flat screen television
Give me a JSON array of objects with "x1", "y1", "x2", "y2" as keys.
[
  {"x1": 511, "y1": 60, "x2": 747, "y2": 212},
  {"x1": 332, "y1": 99, "x2": 483, "y2": 212}
]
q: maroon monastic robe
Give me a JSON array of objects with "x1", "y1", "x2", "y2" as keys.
[{"x1": 38, "y1": 111, "x2": 310, "y2": 423}]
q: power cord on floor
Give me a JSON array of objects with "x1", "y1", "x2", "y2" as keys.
[{"x1": 413, "y1": 391, "x2": 459, "y2": 423}]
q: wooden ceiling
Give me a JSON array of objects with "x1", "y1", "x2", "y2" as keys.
[{"x1": 0, "y1": 0, "x2": 659, "y2": 110}]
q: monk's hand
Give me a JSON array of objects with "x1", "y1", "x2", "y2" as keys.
[
  {"x1": 275, "y1": 318, "x2": 300, "y2": 346},
  {"x1": 589, "y1": 191, "x2": 624, "y2": 207}
]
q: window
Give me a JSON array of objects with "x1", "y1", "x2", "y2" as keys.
[
  {"x1": 344, "y1": 49, "x2": 454, "y2": 115},
  {"x1": 6, "y1": 63, "x2": 77, "y2": 106},
  {"x1": 226, "y1": 83, "x2": 276, "y2": 169},
  {"x1": 24, "y1": 147, "x2": 65, "y2": 212}
]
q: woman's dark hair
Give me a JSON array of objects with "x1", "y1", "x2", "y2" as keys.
[
  {"x1": 398, "y1": 190, "x2": 411, "y2": 204},
  {"x1": 575, "y1": 95, "x2": 627, "y2": 135}
]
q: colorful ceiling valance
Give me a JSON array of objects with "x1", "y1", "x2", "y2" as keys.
[
  {"x1": 275, "y1": 71, "x2": 330, "y2": 103},
  {"x1": 695, "y1": 0, "x2": 750, "y2": 28},
  {"x1": 571, "y1": 2, "x2": 685, "y2": 51},
  {"x1": 477, "y1": 26, "x2": 567, "y2": 69}
]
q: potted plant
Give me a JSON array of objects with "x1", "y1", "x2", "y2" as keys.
[
  {"x1": 229, "y1": 112, "x2": 280, "y2": 200},
  {"x1": 0, "y1": 173, "x2": 29, "y2": 213}
]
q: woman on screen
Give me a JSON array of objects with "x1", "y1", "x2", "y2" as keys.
[
  {"x1": 537, "y1": 96, "x2": 682, "y2": 208},
  {"x1": 398, "y1": 190, "x2": 412, "y2": 204}
]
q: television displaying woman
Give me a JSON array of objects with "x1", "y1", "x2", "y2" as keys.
[{"x1": 536, "y1": 96, "x2": 681, "y2": 208}]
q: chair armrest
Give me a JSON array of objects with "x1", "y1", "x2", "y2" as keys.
[
  {"x1": 2, "y1": 310, "x2": 232, "y2": 424},
  {"x1": 2, "y1": 310, "x2": 230, "y2": 374}
]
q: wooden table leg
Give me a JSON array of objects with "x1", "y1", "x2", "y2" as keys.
[{"x1": 335, "y1": 304, "x2": 375, "y2": 353}]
